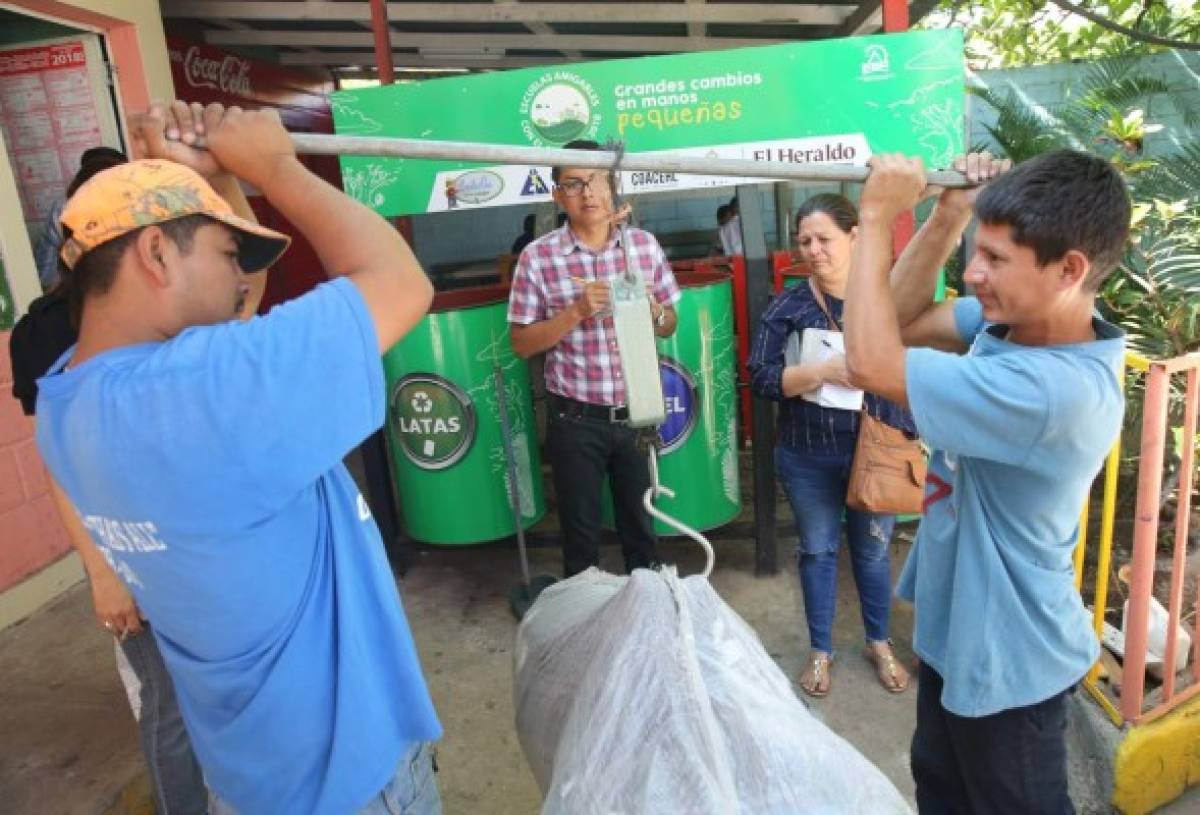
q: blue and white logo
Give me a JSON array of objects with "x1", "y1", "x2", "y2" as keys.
[{"x1": 658, "y1": 357, "x2": 698, "y2": 455}]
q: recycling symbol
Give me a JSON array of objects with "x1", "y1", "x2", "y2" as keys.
[{"x1": 391, "y1": 374, "x2": 477, "y2": 471}]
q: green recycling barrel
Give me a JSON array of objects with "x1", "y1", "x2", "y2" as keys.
[
  {"x1": 605, "y1": 270, "x2": 741, "y2": 534},
  {"x1": 381, "y1": 285, "x2": 546, "y2": 544}
]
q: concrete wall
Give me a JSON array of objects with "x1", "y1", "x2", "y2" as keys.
[{"x1": 968, "y1": 50, "x2": 1200, "y2": 157}]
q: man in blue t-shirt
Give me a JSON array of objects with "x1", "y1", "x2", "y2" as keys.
[
  {"x1": 34, "y1": 101, "x2": 442, "y2": 814},
  {"x1": 843, "y1": 149, "x2": 1130, "y2": 814}
]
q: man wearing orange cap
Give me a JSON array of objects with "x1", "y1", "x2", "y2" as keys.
[{"x1": 34, "y1": 101, "x2": 441, "y2": 814}]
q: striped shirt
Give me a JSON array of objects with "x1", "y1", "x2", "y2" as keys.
[
  {"x1": 507, "y1": 224, "x2": 681, "y2": 406},
  {"x1": 748, "y1": 283, "x2": 916, "y2": 455}
]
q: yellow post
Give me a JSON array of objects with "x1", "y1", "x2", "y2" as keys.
[{"x1": 1074, "y1": 502, "x2": 1089, "y2": 592}]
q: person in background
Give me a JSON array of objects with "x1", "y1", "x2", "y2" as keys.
[
  {"x1": 747, "y1": 193, "x2": 915, "y2": 698},
  {"x1": 711, "y1": 203, "x2": 731, "y2": 256},
  {"x1": 512, "y1": 213, "x2": 537, "y2": 255},
  {"x1": 844, "y1": 149, "x2": 1126, "y2": 813},
  {"x1": 10, "y1": 147, "x2": 210, "y2": 814},
  {"x1": 34, "y1": 147, "x2": 128, "y2": 292},
  {"x1": 508, "y1": 139, "x2": 681, "y2": 579},
  {"x1": 34, "y1": 100, "x2": 441, "y2": 813},
  {"x1": 718, "y1": 195, "x2": 743, "y2": 256}
]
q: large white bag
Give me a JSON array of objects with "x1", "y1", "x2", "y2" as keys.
[{"x1": 514, "y1": 567, "x2": 912, "y2": 815}]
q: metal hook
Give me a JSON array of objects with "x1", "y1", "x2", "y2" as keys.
[{"x1": 642, "y1": 447, "x2": 715, "y2": 578}]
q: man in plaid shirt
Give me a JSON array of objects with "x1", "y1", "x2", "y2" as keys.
[{"x1": 508, "y1": 140, "x2": 682, "y2": 578}]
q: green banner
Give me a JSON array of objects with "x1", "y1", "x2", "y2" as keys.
[{"x1": 332, "y1": 30, "x2": 964, "y2": 216}]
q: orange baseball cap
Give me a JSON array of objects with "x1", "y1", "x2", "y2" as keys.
[{"x1": 59, "y1": 159, "x2": 290, "y2": 273}]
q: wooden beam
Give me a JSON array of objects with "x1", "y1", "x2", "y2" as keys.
[
  {"x1": 496, "y1": 0, "x2": 581, "y2": 60},
  {"x1": 204, "y1": 29, "x2": 787, "y2": 52},
  {"x1": 837, "y1": 1, "x2": 882, "y2": 36},
  {"x1": 162, "y1": 1, "x2": 849, "y2": 26},
  {"x1": 280, "y1": 52, "x2": 572, "y2": 69},
  {"x1": 686, "y1": 0, "x2": 706, "y2": 39}
]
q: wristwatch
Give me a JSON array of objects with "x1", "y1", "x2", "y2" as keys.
[{"x1": 653, "y1": 303, "x2": 667, "y2": 327}]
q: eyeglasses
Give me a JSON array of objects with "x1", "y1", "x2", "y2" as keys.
[{"x1": 556, "y1": 173, "x2": 610, "y2": 197}]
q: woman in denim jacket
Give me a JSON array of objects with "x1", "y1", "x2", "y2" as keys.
[{"x1": 748, "y1": 194, "x2": 915, "y2": 698}]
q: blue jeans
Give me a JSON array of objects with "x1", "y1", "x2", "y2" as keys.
[
  {"x1": 118, "y1": 626, "x2": 208, "y2": 814},
  {"x1": 209, "y1": 741, "x2": 441, "y2": 815},
  {"x1": 358, "y1": 743, "x2": 442, "y2": 815},
  {"x1": 912, "y1": 664, "x2": 1073, "y2": 814},
  {"x1": 776, "y1": 445, "x2": 896, "y2": 654}
]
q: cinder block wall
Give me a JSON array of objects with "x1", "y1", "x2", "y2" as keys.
[{"x1": 968, "y1": 50, "x2": 1200, "y2": 157}]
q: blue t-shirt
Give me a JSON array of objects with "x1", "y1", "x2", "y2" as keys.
[
  {"x1": 898, "y1": 297, "x2": 1124, "y2": 717},
  {"x1": 35, "y1": 278, "x2": 441, "y2": 814}
]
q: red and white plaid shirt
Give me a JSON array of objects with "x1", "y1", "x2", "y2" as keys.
[{"x1": 508, "y1": 224, "x2": 681, "y2": 406}]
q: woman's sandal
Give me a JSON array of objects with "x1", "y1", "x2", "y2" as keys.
[
  {"x1": 798, "y1": 652, "x2": 833, "y2": 698},
  {"x1": 864, "y1": 642, "x2": 909, "y2": 694}
]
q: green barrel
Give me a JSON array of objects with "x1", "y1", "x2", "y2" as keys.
[
  {"x1": 605, "y1": 271, "x2": 741, "y2": 534},
  {"x1": 381, "y1": 285, "x2": 545, "y2": 544}
]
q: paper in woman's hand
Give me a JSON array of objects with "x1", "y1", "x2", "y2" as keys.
[{"x1": 788, "y1": 328, "x2": 864, "y2": 410}]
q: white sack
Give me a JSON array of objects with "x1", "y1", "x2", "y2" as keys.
[{"x1": 514, "y1": 567, "x2": 912, "y2": 815}]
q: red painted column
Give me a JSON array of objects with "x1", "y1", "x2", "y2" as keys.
[
  {"x1": 369, "y1": 0, "x2": 395, "y2": 86},
  {"x1": 882, "y1": 0, "x2": 910, "y2": 32},
  {"x1": 882, "y1": 0, "x2": 915, "y2": 255},
  {"x1": 369, "y1": 2, "x2": 413, "y2": 243}
]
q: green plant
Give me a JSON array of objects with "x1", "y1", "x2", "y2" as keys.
[
  {"x1": 923, "y1": 1, "x2": 1200, "y2": 70},
  {"x1": 972, "y1": 54, "x2": 1200, "y2": 359}
]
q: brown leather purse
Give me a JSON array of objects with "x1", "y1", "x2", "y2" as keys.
[{"x1": 807, "y1": 279, "x2": 926, "y2": 515}]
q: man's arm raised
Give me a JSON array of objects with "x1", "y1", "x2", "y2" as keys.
[
  {"x1": 843, "y1": 154, "x2": 929, "y2": 407},
  {"x1": 891, "y1": 153, "x2": 1010, "y2": 352},
  {"x1": 209, "y1": 108, "x2": 432, "y2": 352},
  {"x1": 149, "y1": 103, "x2": 433, "y2": 353}
]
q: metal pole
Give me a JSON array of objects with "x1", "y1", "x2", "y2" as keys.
[
  {"x1": 493, "y1": 358, "x2": 532, "y2": 588},
  {"x1": 737, "y1": 185, "x2": 778, "y2": 576},
  {"x1": 1122, "y1": 362, "x2": 1171, "y2": 722},
  {"x1": 368, "y1": 0, "x2": 395, "y2": 86},
  {"x1": 288, "y1": 133, "x2": 971, "y2": 187},
  {"x1": 1162, "y1": 368, "x2": 1197, "y2": 700}
]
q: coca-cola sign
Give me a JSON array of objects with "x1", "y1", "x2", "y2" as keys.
[{"x1": 181, "y1": 46, "x2": 252, "y2": 97}]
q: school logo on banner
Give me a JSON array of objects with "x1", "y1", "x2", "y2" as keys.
[
  {"x1": 520, "y1": 71, "x2": 602, "y2": 146},
  {"x1": 391, "y1": 374, "x2": 476, "y2": 470},
  {"x1": 658, "y1": 357, "x2": 699, "y2": 455}
]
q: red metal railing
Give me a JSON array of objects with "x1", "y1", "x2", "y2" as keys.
[{"x1": 1120, "y1": 354, "x2": 1200, "y2": 724}]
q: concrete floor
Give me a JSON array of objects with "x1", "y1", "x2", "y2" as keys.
[{"x1": 3, "y1": 521, "x2": 1198, "y2": 813}]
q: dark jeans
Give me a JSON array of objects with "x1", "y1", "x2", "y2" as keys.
[
  {"x1": 118, "y1": 626, "x2": 208, "y2": 814},
  {"x1": 912, "y1": 663, "x2": 1074, "y2": 815},
  {"x1": 776, "y1": 445, "x2": 895, "y2": 654},
  {"x1": 546, "y1": 407, "x2": 659, "y2": 578}
]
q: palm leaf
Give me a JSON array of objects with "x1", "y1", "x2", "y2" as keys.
[
  {"x1": 1135, "y1": 143, "x2": 1200, "y2": 203},
  {"x1": 972, "y1": 86, "x2": 1073, "y2": 161}
]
